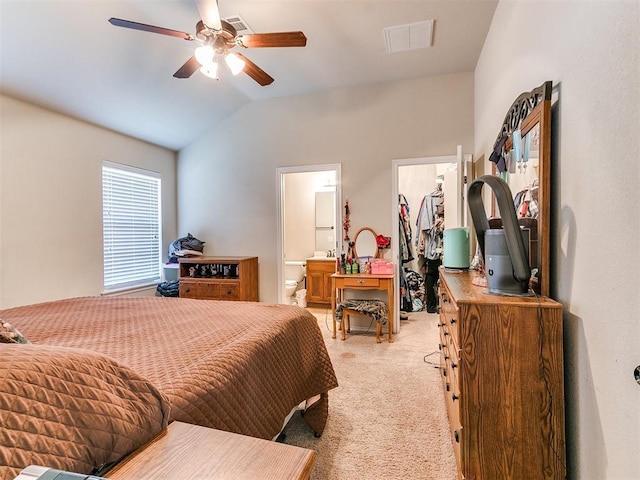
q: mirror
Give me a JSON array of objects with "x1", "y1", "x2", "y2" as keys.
[
  {"x1": 315, "y1": 191, "x2": 336, "y2": 252},
  {"x1": 489, "y1": 81, "x2": 552, "y2": 296},
  {"x1": 352, "y1": 227, "x2": 380, "y2": 259}
]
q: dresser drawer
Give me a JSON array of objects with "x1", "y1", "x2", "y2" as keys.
[
  {"x1": 341, "y1": 277, "x2": 379, "y2": 288},
  {"x1": 217, "y1": 283, "x2": 240, "y2": 300},
  {"x1": 440, "y1": 293, "x2": 459, "y2": 345},
  {"x1": 180, "y1": 282, "x2": 197, "y2": 298},
  {"x1": 197, "y1": 282, "x2": 220, "y2": 298}
]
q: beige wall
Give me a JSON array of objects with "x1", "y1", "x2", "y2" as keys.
[
  {"x1": 178, "y1": 72, "x2": 474, "y2": 302},
  {"x1": 0, "y1": 95, "x2": 178, "y2": 308},
  {"x1": 475, "y1": 1, "x2": 640, "y2": 478}
]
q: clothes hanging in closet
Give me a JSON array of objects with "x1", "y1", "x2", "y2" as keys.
[
  {"x1": 398, "y1": 194, "x2": 414, "y2": 265},
  {"x1": 398, "y1": 194, "x2": 415, "y2": 313},
  {"x1": 415, "y1": 185, "x2": 445, "y2": 313},
  {"x1": 423, "y1": 258, "x2": 442, "y2": 313},
  {"x1": 514, "y1": 179, "x2": 539, "y2": 219},
  {"x1": 415, "y1": 187, "x2": 444, "y2": 261}
]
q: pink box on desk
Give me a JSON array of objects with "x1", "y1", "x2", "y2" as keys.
[{"x1": 371, "y1": 260, "x2": 394, "y2": 275}]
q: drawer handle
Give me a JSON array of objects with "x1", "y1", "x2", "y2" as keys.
[
  {"x1": 444, "y1": 331, "x2": 449, "y2": 336},
  {"x1": 446, "y1": 383, "x2": 450, "y2": 392},
  {"x1": 452, "y1": 394, "x2": 459, "y2": 401},
  {"x1": 451, "y1": 362, "x2": 457, "y2": 369},
  {"x1": 449, "y1": 318, "x2": 456, "y2": 324},
  {"x1": 454, "y1": 430, "x2": 460, "y2": 443},
  {"x1": 357, "y1": 279, "x2": 365, "y2": 285},
  {"x1": 226, "y1": 290, "x2": 232, "y2": 295}
]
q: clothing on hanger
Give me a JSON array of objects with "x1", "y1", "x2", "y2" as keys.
[
  {"x1": 398, "y1": 194, "x2": 414, "y2": 264},
  {"x1": 415, "y1": 186, "x2": 444, "y2": 261}
]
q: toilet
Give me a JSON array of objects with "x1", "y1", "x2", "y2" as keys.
[
  {"x1": 284, "y1": 262, "x2": 306, "y2": 304},
  {"x1": 285, "y1": 279, "x2": 298, "y2": 301}
]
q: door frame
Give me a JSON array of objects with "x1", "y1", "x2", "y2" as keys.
[
  {"x1": 391, "y1": 147, "x2": 466, "y2": 328},
  {"x1": 276, "y1": 164, "x2": 342, "y2": 305}
]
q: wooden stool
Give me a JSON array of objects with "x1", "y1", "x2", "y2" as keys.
[{"x1": 339, "y1": 308, "x2": 384, "y2": 343}]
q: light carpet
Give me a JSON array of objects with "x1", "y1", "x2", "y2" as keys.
[{"x1": 282, "y1": 309, "x2": 458, "y2": 480}]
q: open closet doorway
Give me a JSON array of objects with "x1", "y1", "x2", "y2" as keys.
[
  {"x1": 276, "y1": 164, "x2": 342, "y2": 305},
  {"x1": 391, "y1": 147, "x2": 471, "y2": 330}
]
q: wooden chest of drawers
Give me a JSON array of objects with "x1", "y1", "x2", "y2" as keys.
[
  {"x1": 438, "y1": 268, "x2": 565, "y2": 479},
  {"x1": 178, "y1": 256, "x2": 259, "y2": 302}
]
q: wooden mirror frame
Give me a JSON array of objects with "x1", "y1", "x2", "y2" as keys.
[
  {"x1": 352, "y1": 227, "x2": 381, "y2": 259},
  {"x1": 490, "y1": 81, "x2": 552, "y2": 297}
]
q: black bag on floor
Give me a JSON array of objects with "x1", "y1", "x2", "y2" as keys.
[{"x1": 157, "y1": 280, "x2": 180, "y2": 297}]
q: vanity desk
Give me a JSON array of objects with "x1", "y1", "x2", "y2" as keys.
[{"x1": 330, "y1": 272, "x2": 395, "y2": 343}]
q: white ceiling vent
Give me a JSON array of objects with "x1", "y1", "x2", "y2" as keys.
[
  {"x1": 222, "y1": 14, "x2": 254, "y2": 34},
  {"x1": 383, "y1": 20, "x2": 434, "y2": 53}
]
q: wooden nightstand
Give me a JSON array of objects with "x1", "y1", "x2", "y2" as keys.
[{"x1": 105, "y1": 422, "x2": 316, "y2": 480}]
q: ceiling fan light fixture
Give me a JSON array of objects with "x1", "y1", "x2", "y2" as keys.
[
  {"x1": 195, "y1": 45, "x2": 214, "y2": 66},
  {"x1": 200, "y1": 58, "x2": 219, "y2": 79},
  {"x1": 225, "y1": 52, "x2": 245, "y2": 75}
]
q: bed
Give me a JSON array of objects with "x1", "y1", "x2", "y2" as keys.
[{"x1": 0, "y1": 296, "x2": 338, "y2": 480}]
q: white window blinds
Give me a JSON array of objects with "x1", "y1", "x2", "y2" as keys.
[{"x1": 102, "y1": 162, "x2": 162, "y2": 291}]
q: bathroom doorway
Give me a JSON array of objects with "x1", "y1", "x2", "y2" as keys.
[{"x1": 276, "y1": 164, "x2": 342, "y2": 305}]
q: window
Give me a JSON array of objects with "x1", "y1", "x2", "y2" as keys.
[{"x1": 102, "y1": 162, "x2": 162, "y2": 291}]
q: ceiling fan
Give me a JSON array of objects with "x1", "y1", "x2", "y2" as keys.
[{"x1": 108, "y1": 0, "x2": 307, "y2": 86}]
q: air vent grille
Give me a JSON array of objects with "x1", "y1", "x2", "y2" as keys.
[
  {"x1": 383, "y1": 20, "x2": 434, "y2": 53},
  {"x1": 222, "y1": 14, "x2": 254, "y2": 34}
]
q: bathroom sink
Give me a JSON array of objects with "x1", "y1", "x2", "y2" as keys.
[{"x1": 308, "y1": 252, "x2": 335, "y2": 260}]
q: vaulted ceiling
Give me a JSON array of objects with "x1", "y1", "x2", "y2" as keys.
[{"x1": 0, "y1": 1, "x2": 497, "y2": 150}]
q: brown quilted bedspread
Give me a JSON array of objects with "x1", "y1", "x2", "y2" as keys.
[
  {"x1": 0, "y1": 344, "x2": 170, "y2": 480},
  {"x1": 1, "y1": 297, "x2": 337, "y2": 477}
]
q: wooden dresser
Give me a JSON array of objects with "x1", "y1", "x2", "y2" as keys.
[
  {"x1": 438, "y1": 268, "x2": 565, "y2": 479},
  {"x1": 178, "y1": 256, "x2": 259, "y2": 301}
]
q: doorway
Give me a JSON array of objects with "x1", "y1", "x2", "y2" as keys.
[
  {"x1": 276, "y1": 164, "x2": 342, "y2": 305},
  {"x1": 391, "y1": 147, "x2": 471, "y2": 330}
]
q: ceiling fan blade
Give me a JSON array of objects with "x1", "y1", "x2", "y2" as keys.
[
  {"x1": 237, "y1": 32, "x2": 307, "y2": 48},
  {"x1": 108, "y1": 18, "x2": 194, "y2": 40},
  {"x1": 235, "y1": 53, "x2": 274, "y2": 86},
  {"x1": 173, "y1": 56, "x2": 200, "y2": 79},
  {"x1": 194, "y1": 0, "x2": 222, "y2": 31}
]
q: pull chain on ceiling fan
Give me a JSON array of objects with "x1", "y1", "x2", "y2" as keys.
[{"x1": 108, "y1": 0, "x2": 307, "y2": 86}]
